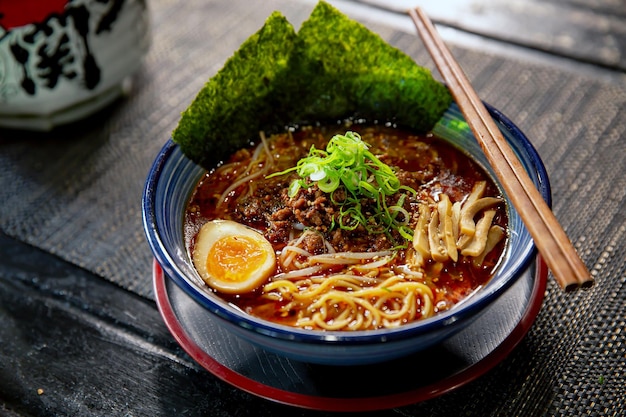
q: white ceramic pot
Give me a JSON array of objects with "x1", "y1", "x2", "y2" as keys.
[{"x1": 0, "y1": 0, "x2": 150, "y2": 130}]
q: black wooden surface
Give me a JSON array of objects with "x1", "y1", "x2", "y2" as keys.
[
  {"x1": 0, "y1": 231, "x2": 323, "y2": 417},
  {"x1": 1, "y1": 0, "x2": 625, "y2": 416}
]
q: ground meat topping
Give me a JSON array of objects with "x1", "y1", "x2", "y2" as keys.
[{"x1": 193, "y1": 124, "x2": 502, "y2": 255}]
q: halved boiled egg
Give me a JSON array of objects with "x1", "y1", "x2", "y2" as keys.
[{"x1": 192, "y1": 220, "x2": 276, "y2": 294}]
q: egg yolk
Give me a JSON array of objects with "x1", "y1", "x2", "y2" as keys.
[
  {"x1": 206, "y1": 235, "x2": 267, "y2": 283},
  {"x1": 192, "y1": 219, "x2": 276, "y2": 294}
]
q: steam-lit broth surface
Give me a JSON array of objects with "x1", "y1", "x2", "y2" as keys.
[{"x1": 185, "y1": 122, "x2": 508, "y2": 331}]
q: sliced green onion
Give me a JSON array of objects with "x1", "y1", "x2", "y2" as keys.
[{"x1": 268, "y1": 131, "x2": 417, "y2": 244}]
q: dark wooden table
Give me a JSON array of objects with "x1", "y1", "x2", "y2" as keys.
[{"x1": 1, "y1": 1, "x2": 624, "y2": 416}]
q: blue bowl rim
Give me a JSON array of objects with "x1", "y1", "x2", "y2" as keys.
[{"x1": 142, "y1": 102, "x2": 551, "y2": 346}]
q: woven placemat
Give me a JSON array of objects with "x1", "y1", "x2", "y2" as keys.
[{"x1": 0, "y1": 0, "x2": 624, "y2": 415}]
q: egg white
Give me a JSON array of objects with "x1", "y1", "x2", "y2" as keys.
[{"x1": 192, "y1": 220, "x2": 276, "y2": 294}]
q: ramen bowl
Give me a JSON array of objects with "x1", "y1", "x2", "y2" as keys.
[{"x1": 142, "y1": 102, "x2": 550, "y2": 366}]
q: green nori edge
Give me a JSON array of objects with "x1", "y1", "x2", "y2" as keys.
[{"x1": 172, "y1": 1, "x2": 452, "y2": 169}]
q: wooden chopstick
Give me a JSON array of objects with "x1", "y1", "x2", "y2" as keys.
[{"x1": 409, "y1": 7, "x2": 593, "y2": 291}]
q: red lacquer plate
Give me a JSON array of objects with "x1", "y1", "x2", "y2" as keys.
[{"x1": 153, "y1": 256, "x2": 547, "y2": 412}]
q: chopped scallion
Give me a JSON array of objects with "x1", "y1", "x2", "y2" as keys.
[{"x1": 268, "y1": 131, "x2": 416, "y2": 243}]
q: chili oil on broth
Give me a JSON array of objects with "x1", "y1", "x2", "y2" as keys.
[{"x1": 184, "y1": 121, "x2": 508, "y2": 331}]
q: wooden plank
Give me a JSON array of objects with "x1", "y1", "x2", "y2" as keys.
[
  {"x1": 0, "y1": 233, "x2": 305, "y2": 416},
  {"x1": 346, "y1": 0, "x2": 626, "y2": 71}
]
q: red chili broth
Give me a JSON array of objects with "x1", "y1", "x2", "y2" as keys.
[{"x1": 184, "y1": 122, "x2": 508, "y2": 328}]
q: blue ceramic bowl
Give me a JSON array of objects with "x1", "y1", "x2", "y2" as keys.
[{"x1": 142, "y1": 103, "x2": 551, "y2": 365}]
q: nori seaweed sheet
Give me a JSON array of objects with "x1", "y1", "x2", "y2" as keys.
[
  {"x1": 292, "y1": 1, "x2": 451, "y2": 128},
  {"x1": 172, "y1": 12, "x2": 297, "y2": 169},
  {"x1": 172, "y1": 1, "x2": 452, "y2": 169}
]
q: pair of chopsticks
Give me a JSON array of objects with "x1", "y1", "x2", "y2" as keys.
[{"x1": 409, "y1": 8, "x2": 593, "y2": 291}]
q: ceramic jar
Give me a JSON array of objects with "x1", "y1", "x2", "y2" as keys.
[{"x1": 0, "y1": 0, "x2": 150, "y2": 130}]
